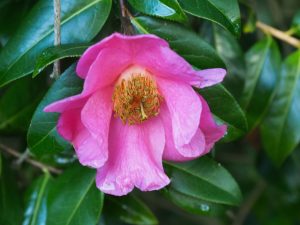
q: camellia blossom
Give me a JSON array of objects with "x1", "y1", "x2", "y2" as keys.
[{"x1": 44, "y1": 33, "x2": 227, "y2": 196}]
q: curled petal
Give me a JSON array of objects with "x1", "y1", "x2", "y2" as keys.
[
  {"x1": 96, "y1": 117, "x2": 170, "y2": 196},
  {"x1": 191, "y1": 68, "x2": 227, "y2": 88},
  {"x1": 57, "y1": 109, "x2": 107, "y2": 168},
  {"x1": 157, "y1": 78, "x2": 201, "y2": 148},
  {"x1": 161, "y1": 105, "x2": 206, "y2": 162},
  {"x1": 199, "y1": 96, "x2": 227, "y2": 153}
]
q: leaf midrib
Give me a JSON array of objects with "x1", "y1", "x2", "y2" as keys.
[
  {"x1": 180, "y1": 0, "x2": 235, "y2": 31},
  {"x1": 65, "y1": 177, "x2": 94, "y2": 225},
  {"x1": 2, "y1": 0, "x2": 102, "y2": 78},
  {"x1": 244, "y1": 38, "x2": 271, "y2": 110},
  {"x1": 275, "y1": 53, "x2": 300, "y2": 156},
  {"x1": 164, "y1": 161, "x2": 239, "y2": 203},
  {"x1": 30, "y1": 174, "x2": 50, "y2": 225},
  {"x1": 0, "y1": 97, "x2": 40, "y2": 129}
]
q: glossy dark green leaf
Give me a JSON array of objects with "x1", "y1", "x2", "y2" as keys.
[
  {"x1": 23, "y1": 173, "x2": 52, "y2": 225},
  {"x1": 0, "y1": 154, "x2": 2, "y2": 176},
  {"x1": 131, "y1": 16, "x2": 225, "y2": 69},
  {"x1": 198, "y1": 84, "x2": 248, "y2": 141},
  {"x1": 33, "y1": 44, "x2": 90, "y2": 77},
  {"x1": 46, "y1": 164, "x2": 104, "y2": 225},
  {"x1": 177, "y1": 0, "x2": 241, "y2": 36},
  {"x1": 213, "y1": 25, "x2": 246, "y2": 100},
  {"x1": 164, "y1": 157, "x2": 242, "y2": 206},
  {"x1": 0, "y1": 0, "x2": 33, "y2": 45},
  {"x1": 105, "y1": 195, "x2": 158, "y2": 225},
  {"x1": 0, "y1": 0, "x2": 112, "y2": 87},
  {"x1": 261, "y1": 50, "x2": 300, "y2": 165},
  {"x1": 27, "y1": 65, "x2": 82, "y2": 156},
  {"x1": 0, "y1": 77, "x2": 45, "y2": 134},
  {"x1": 241, "y1": 37, "x2": 280, "y2": 130},
  {"x1": 0, "y1": 159, "x2": 23, "y2": 225},
  {"x1": 163, "y1": 188, "x2": 226, "y2": 216},
  {"x1": 128, "y1": 0, "x2": 187, "y2": 22},
  {"x1": 291, "y1": 10, "x2": 300, "y2": 36}
]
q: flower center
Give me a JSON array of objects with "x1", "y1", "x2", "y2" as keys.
[{"x1": 112, "y1": 67, "x2": 162, "y2": 125}]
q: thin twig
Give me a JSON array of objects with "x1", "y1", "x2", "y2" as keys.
[
  {"x1": 51, "y1": 0, "x2": 61, "y2": 79},
  {"x1": 232, "y1": 179, "x2": 267, "y2": 225},
  {"x1": 256, "y1": 21, "x2": 300, "y2": 48},
  {"x1": 119, "y1": 0, "x2": 134, "y2": 35},
  {"x1": 0, "y1": 143, "x2": 62, "y2": 174},
  {"x1": 119, "y1": 0, "x2": 126, "y2": 17},
  {"x1": 15, "y1": 148, "x2": 29, "y2": 165}
]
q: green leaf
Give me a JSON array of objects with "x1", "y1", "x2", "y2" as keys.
[
  {"x1": 0, "y1": 0, "x2": 112, "y2": 87},
  {"x1": 177, "y1": 0, "x2": 241, "y2": 36},
  {"x1": 131, "y1": 16, "x2": 225, "y2": 69},
  {"x1": 198, "y1": 84, "x2": 248, "y2": 141},
  {"x1": 0, "y1": 159, "x2": 23, "y2": 225},
  {"x1": 23, "y1": 173, "x2": 52, "y2": 225},
  {"x1": 291, "y1": 10, "x2": 300, "y2": 36},
  {"x1": 164, "y1": 156, "x2": 242, "y2": 206},
  {"x1": 128, "y1": 0, "x2": 187, "y2": 22},
  {"x1": 0, "y1": 154, "x2": 2, "y2": 176},
  {"x1": 105, "y1": 195, "x2": 158, "y2": 225},
  {"x1": 213, "y1": 25, "x2": 246, "y2": 100},
  {"x1": 0, "y1": 0, "x2": 32, "y2": 45},
  {"x1": 0, "y1": 77, "x2": 45, "y2": 134},
  {"x1": 33, "y1": 44, "x2": 90, "y2": 77},
  {"x1": 241, "y1": 37, "x2": 281, "y2": 130},
  {"x1": 46, "y1": 164, "x2": 104, "y2": 225},
  {"x1": 163, "y1": 188, "x2": 226, "y2": 216},
  {"x1": 27, "y1": 65, "x2": 82, "y2": 156},
  {"x1": 261, "y1": 50, "x2": 300, "y2": 165}
]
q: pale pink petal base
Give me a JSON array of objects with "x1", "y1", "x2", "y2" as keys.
[{"x1": 96, "y1": 117, "x2": 170, "y2": 196}]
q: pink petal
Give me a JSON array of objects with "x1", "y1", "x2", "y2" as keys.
[
  {"x1": 44, "y1": 94, "x2": 89, "y2": 113},
  {"x1": 57, "y1": 109, "x2": 107, "y2": 168},
  {"x1": 96, "y1": 117, "x2": 170, "y2": 196},
  {"x1": 191, "y1": 68, "x2": 227, "y2": 88},
  {"x1": 157, "y1": 78, "x2": 202, "y2": 148},
  {"x1": 161, "y1": 105, "x2": 206, "y2": 162},
  {"x1": 81, "y1": 87, "x2": 113, "y2": 160},
  {"x1": 136, "y1": 45, "x2": 198, "y2": 83},
  {"x1": 199, "y1": 95, "x2": 227, "y2": 153},
  {"x1": 76, "y1": 33, "x2": 168, "y2": 79},
  {"x1": 135, "y1": 44, "x2": 226, "y2": 86}
]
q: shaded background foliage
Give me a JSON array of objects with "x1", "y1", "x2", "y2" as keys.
[{"x1": 0, "y1": 0, "x2": 300, "y2": 225}]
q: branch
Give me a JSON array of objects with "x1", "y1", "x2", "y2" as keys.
[
  {"x1": 232, "y1": 178, "x2": 267, "y2": 225},
  {"x1": 256, "y1": 21, "x2": 300, "y2": 48},
  {"x1": 119, "y1": 0, "x2": 134, "y2": 35},
  {"x1": 0, "y1": 143, "x2": 62, "y2": 175},
  {"x1": 51, "y1": 0, "x2": 61, "y2": 79}
]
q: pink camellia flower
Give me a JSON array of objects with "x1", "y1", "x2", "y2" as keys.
[{"x1": 44, "y1": 33, "x2": 227, "y2": 196}]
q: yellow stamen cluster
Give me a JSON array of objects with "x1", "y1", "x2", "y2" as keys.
[{"x1": 112, "y1": 74, "x2": 163, "y2": 125}]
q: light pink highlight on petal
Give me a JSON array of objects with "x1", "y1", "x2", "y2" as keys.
[
  {"x1": 157, "y1": 78, "x2": 201, "y2": 149},
  {"x1": 191, "y1": 68, "x2": 227, "y2": 88},
  {"x1": 76, "y1": 33, "x2": 168, "y2": 79},
  {"x1": 96, "y1": 117, "x2": 170, "y2": 196},
  {"x1": 57, "y1": 109, "x2": 107, "y2": 168},
  {"x1": 199, "y1": 96, "x2": 227, "y2": 153},
  {"x1": 161, "y1": 105, "x2": 205, "y2": 162},
  {"x1": 44, "y1": 94, "x2": 89, "y2": 113}
]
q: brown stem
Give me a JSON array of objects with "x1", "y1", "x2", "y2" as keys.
[
  {"x1": 256, "y1": 21, "x2": 300, "y2": 48},
  {"x1": 0, "y1": 143, "x2": 62, "y2": 174},
  {"x1": 119, "y1": 0, "x2": 134, "y2": 35},
  {"x1": 232, "y1": 179, "x2": 267, "y2": 225},
  {"x1": 51, "y1": 0, "x2": 61, "y2": 79}
]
